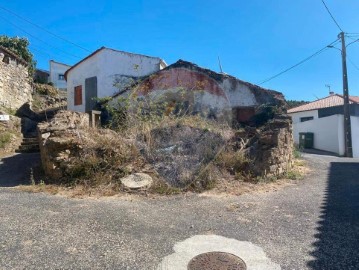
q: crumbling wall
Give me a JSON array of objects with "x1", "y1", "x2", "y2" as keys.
[
  {"x1": 0, "y1": 48, "x2": 32, "y2": 109},
  {"x1": 37, "y1": 110, "x2": 89, "y2": 179},
  {"x1": 249, "y1": 115, "x2": 293, "y2": 177},
  {"x1": 129, "y1": 60, "x2": 285, "y2": 125}
]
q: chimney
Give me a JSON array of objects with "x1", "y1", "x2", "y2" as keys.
[{"x1": 329, "y1": 91, "x2": 335, "y2": 96}]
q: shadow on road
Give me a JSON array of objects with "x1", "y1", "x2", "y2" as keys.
[
  {"x1": 0, "y1": 153, "x2": 41, "y2": 187},
  {"x1": 308, "y1": 162, "x2": 359, "y2": 269}
]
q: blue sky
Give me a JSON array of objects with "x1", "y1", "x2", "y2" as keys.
[{"x1": 1, "y1": 0, "x2": 359, "y2": 101}]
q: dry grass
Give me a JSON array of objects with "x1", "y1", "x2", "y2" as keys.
[
  {"x1": 23, "y1": 105, "x2": 308, "y2": 198},
  {"x1": 19, "y1": 157, "x2": 310, "y2": 199},
  {"x1": 58, "y1": 128, "x2": 144, "y2": 188}
]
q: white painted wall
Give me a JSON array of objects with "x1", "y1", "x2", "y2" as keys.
[
  {"x1": 351, "y1": 116, "x2": 359, "y2": 158},
  {"x1": 221, "y1": 79, "x2": 257, "y2": 107},
  {"x1": 50, "y1": 61, "x2": 71, "y2": 90},
  {"x1": 66, "y1": 48, "x2": 164, "y2": 112},
  {"x1": 294, "y1": 114, "x2": 341, "y2": 154},
  {"x1": 290, "y1": 110, "x2": 318, "y2": 124},
  {"x1": 291, "y1": 112, "x2": 359, "y2": 157}
]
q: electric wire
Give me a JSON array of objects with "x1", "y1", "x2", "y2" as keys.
[
  {"x1": 30, "y1": 46, "x2": 53, "y2": 58},
  {"x1": 320, "y1": 0, "x2": 343, "y2": 32},
  {"x1": 0, "y1": 5, "x2": 91, "y2": 53},
  {"x1": 258, "y1": 39, "x2": 340, "y2": 85},
  {"x1": 347, "y1": 55, "x2": 359, "y2": 71},
  {"x1": 346, "y1": 38, "x2": 359, "y2": 48},
  {"x1": 0, "y1": 14, "x2": 82, "y2": 59}
]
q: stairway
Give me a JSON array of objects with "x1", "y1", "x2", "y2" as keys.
[{"x1": 16, "y1": 137, "x2": 40, "y2": 153}]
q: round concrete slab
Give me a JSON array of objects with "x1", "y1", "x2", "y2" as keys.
[
  {"x1": 120, "y1": 173, "x2": 153, "y2": 190},
  {"x1": 157, "y1": 235, "x2": 281, "y2": 270}
]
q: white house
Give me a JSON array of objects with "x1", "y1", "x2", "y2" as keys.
[
  {"x1": 288, "y1": 93, "x2": 359, "y2": 157},
  {"x1": 64, "y1": 47, "x2": 167, "y2": 113},
  {"x1": 50, "y1": 60, "x2": 71, "y2": 91}
]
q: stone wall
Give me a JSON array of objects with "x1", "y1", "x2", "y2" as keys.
[
  {"x1": 249, "y1": 115, "x2": 294, "y2": 177},
  {"x1": 37, "y1": 110, "x2": 89, "y2": 179},
  {"x1": 0, "y1": 47, "x2": 32, "y2": 109},
  {"x1": 0, "y1": 112, "x2": 22, "y2": 154}
]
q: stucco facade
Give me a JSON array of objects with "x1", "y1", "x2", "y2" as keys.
[
  {"x1": 65, "y1": 47, "x2": 166, "y2": 112},
  {"x1": 124, "y1": 60, "x2": 285, "y2": 124},
  {"x1": 50, "y1": 60, "x2": 71, "y2": 91}
]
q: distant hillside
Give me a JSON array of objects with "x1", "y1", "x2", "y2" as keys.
[{"x1": 286, "y1": 100, "x2": 309, "y2": 109}]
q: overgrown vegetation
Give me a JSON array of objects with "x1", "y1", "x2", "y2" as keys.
[
  {"x1": 251, "y1": 105, "x2": 279, "y2": 126},
  {"x1": 33, "y1": 76, "x2": 300, "y2": 196},
  {"x1": 31, "y1": 83, "x2": 66, "y2": 112},
  {"x1": 0, "y1": 35, "x2": 36, "y2": 76},
  {"x1": 33, "y1": 83, "x2": 58, "y2": 96},
  {"x1": 55, "y1": 128, "x2": 142, "y2": 188},
  {"x1": 0, "y1": 132, "x2": 11, "y2": 149}
]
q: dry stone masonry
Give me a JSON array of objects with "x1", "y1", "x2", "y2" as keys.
[
  {"x1": 249, "y1": 115, "x2": 294, "y2": 177},
  {"x1": 0, "y1": 46, "x2": 32, "y2": 109},
  {"x1": 37, "y1": 110, "x2": 89, "y2": 179}
]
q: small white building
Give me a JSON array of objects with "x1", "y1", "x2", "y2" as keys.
[
  {"x1": 288, "y1": 93, "x2": 359, "y2": 157},
  {"x1": 50, "y1": 60, "x2": 71, "y2": 91},
  {"x1": 64, "y1": 47, "x2": 167, "y2": 113}
]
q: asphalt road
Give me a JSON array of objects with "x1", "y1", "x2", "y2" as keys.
[{"x1": 0, "y1": 152, "x2": 358, "y2": 269}]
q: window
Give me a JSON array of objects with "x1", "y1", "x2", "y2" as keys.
[
  {"x1": 74, "y1": 85, "x2": 82, "y2": 106},
  {"x1": 300, "y1": 116, "x2": 314, "y2": 122},
  {"x1": 58, "y1": 74, "x2": 65, "y2": 80}
]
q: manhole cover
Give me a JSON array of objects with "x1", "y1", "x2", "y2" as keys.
[{"x1": 188, "y1": 251, "x2": 247, "y2": 270}]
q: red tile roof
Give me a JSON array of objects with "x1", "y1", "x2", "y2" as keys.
[{"x1": 288, "y1": 94, "x2": 359, "y2": 113}]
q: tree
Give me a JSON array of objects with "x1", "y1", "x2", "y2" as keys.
[
  {"x1": 286, "y1": 100, "x2": 309, "y2": 109},
  {"x1": 0, "y1": 35, "x2": 36, "y2": 76}
]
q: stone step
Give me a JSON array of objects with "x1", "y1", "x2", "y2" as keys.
[
  {"x1": 16, "y1": 144, "x2": 40, "y2": 153},
  {"x1": 21, "y1": 138, "x2": 39, "y2": 145}
]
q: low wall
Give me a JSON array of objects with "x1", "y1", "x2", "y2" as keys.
[{"x1": 250, "y1": 115, "x2": 294, "y2": 177}]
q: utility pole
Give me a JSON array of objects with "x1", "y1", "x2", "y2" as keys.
[{"x1": 340, "y1": 32, "x2": 353, "y2": 157}]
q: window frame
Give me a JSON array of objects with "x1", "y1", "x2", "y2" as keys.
[
  {"x1": 300, "y1": 116, "x2": 314, "y2": 122},
  {"x1": 74, "y1": 85, "x2": 83, "y2": 106}
]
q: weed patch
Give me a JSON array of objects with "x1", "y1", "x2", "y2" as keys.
[{"x1": 0, "y1": 132, "x2": 11, "y2": 148}]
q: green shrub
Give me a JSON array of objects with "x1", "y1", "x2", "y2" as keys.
[{"x1": 0, "y1": 132, "x2": 11, "y2": 148}]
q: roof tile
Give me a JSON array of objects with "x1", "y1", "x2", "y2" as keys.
[{"x1": 288, "y1": 94, "x2": 359, "y2": 113}]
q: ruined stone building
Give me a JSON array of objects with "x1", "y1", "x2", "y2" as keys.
[
  {"x1": 113, "y1": 60, "x2": 286, "y2": 126},
  {"x1": 0, "y1": 46, "x2": 32, "y2": 109}
]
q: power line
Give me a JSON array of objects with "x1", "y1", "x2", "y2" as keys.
[
  {"x1": 347, "y1": 55, "x2": 359, "y2": 71},
  {"x1": 30, "y1": 46, "x2": 53, "y2": 58},
  {"x1": 0, "y1": 14, "x2": 82, "y2": 59},
  {"x1": 30, "y1": 44, "x2": 69, "y2": 60},
  {"x1": 258, "y1": 39, "x2": 340, "y2": 85},
  {"x1": 346, "y1": 37, "x2": 359, "y2": 48},
  {"x1": 0, "y1": 5, "x2": 91, "y2": 53},
  {"x1": 320, "y1": 0, "x2": 344, "y2": 32}
]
